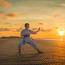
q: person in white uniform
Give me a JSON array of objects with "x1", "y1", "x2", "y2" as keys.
[{"x1": 18, "y1": 23, "x2": 42, "y2": 54}]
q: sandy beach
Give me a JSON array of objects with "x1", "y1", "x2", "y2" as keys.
[{"x1": 0, "y1": 38, "x2": 65, "y2": 65}]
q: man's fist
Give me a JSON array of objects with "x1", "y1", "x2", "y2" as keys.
[
  {"x1": 36, "y1": 27, "x2": 40, "y2": 32},
  {"x1": 38, "y1": 27, "x2": 40, "y2": 31}
]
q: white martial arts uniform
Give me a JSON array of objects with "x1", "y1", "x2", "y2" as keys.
[{"x1": 18, "y1": 29, "x2": 38, "y2": 50}]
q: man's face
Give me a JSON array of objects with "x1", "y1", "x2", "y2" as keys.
[{"x1": 25, "y1": 24, "x2": 29, "y2": 29}]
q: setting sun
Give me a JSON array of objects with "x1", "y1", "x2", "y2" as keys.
[{"x1": 58, "y1": 30, "x2": 65, "y2": 36}]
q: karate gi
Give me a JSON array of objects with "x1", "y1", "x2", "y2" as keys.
[{"x1": 18, "y1": 29, "x2": 38, "y2": 50}]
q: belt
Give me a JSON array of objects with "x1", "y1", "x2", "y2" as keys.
[{"x1": 24, "y1": 35, "x2": 30, "y2": 37}]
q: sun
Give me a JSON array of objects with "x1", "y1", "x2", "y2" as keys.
[{"x1": 58, "y1": 30, "x2": 64, "y2": 36}]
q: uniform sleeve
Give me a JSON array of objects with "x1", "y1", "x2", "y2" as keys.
[
  {"x1": 29, "y1": 30, "x2": 37, "y2": 34},
  {"x1": 20, "y1": 30, "x2": 24, "y2": 36}
]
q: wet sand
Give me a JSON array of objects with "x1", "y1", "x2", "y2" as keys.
[{"x1": 0, "y1": 38, "x2": 65, "y2": 65}]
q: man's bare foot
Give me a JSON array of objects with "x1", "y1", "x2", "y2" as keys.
[
  {"x1": 38, "y1": 51, "x2": 43, "y2": 54},
  {"x1": 37, "y1": 49, "x2": 43, "y2": 54}
]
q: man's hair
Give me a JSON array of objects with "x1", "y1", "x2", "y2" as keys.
[{"x1": 25, "y1": 23, "x2": 29, "y2": 27}]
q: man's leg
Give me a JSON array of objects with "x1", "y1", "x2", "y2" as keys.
[
  {"x1": 28, "y1": 40, "x2": 42, "y2": 53},
  {"x1": 18, "y1": 39, "x2": 24, "y2": 54}
]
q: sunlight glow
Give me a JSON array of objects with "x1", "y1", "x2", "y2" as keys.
[
  {"x1": 60, "y1": 38, "x2": 63, "y2": 41},
  {"x1": 58, "y1": 30, "x2": 65, "y2": 36}
]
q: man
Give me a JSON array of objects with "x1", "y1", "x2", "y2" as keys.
[{"x1": 18, "y1": 23, "x2": 42, "y2": 54}]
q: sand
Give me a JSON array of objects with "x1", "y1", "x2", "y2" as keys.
[{"x1": 0, "y1": 38, "x2": 65, "y2": 65}]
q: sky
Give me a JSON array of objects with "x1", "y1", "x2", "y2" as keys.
[{"x1": 0, "y1": 0, "x2": 65, "y2": 38}]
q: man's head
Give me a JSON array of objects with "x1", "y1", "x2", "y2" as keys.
[{"x1": 25, "y1": 23, "x2": 29, "y2": 29}]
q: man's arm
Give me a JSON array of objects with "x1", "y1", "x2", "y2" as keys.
[
  {"x1": 34, "y1": 28, "x2": 51, "y2": 32},
  {"x1": 30, "y1": 27, "x2": 40, "y2": 34}
]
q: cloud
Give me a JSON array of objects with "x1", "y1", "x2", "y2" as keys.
[
  {"x1": 4, "y1": 22, "x2": 11, "y2": 25},
  {"x1": 0, "y1": 0, "x2": 11, "y2": 7},
  {"x1": 0, "y1": 28, "x2": 10, "y2": 31},
  {"x1": 6, "y1": 12, "x2": 19, "y2": 18},
  {"x1": 0, "y1": 13, "x2": 6, "y2": 19},
  {"x1": 38, "y1": 22, "x2": 44, "y2": 26},
  {"x1": 0, "y1": 12, "x2": 20, "y2": 20},
  {"x1": 38, "y1": 23, "x2": 43, "y2": 25},
  {"x1": 53, "y1": 14, "x2": 64, "y2": 18},
  {"x1": 51, "y1": 8, "x2": 57, "y2": 10},
  {"x1": 61, "y1": 3, "x2": 65, "y2": 7},
  {"x1": 40, "y1": 29, "x2": 52, "y2": 32}
]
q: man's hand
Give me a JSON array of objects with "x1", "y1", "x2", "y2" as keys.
[
  {"x1": 36, "y1": 27, "x2": 40, "y2": 32},
  {"x1": 38, "y1": 27, "x2": 40, "y2": 31}
]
